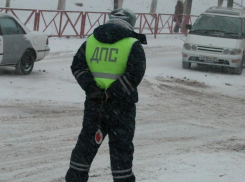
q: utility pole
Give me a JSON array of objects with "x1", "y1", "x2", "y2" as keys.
[
  {"x1": 150, "y1": 0, "x2": 158, "y2": 14},
  {"x1": 114, "y1": 0, "x2": 118, "y2": 10},
  {"x1": 242, "y1": 0, "x2": 244, "y2": 6},
  {"x1": 184, "y1": 0, "x2": 193, "y2": 15},
  {"x1": 227, "y1": 0, "x2": 234, "y2": 8},
  {"x1": 5, "y1": 0, "x2": 11, "y2": 7},
  {"x1": 218, "y1": 0, "x2": 224, "y2": 7},
  {"x1": 57, "y1": 0, "x2": 66, "y2": 10},
  {"x1": 118, "y1": 0, "x2": 124, "y2": 9},
  {"x1": 182, "y1": 0, "x2": 193, "y2": 35}
]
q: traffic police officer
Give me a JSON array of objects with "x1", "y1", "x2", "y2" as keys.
[{"x1": 65, "y1": 8, "x2": 147, "y2": 182}]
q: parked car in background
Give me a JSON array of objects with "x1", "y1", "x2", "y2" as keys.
[
  {"x1": 182, "y1": 7, "x2": 245, "y2": 75},
  {"x1": 0, "y1": 13, "x2": 50, "y2": 75}
]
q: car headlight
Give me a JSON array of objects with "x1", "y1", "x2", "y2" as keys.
[
  {"x1": 183, "y1": 43, "x2": 198, "y2": 51},
  {"x1": 223, "y1": 49, "x2": 230, "y2": 54},
  {"x1": 192, "y1": 45, "x2": 197, "y2": 51},
  {"x1": 230, "y1": 49, "x2": 241, "y2": 55},
  {"x1": 223, "y1": 49, "x2": 241, "y2": 55},
  {"x1": 184, "y1": 43, "x2": 191, "y2": 50}
]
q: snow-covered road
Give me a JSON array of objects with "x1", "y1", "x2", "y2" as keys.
[{"x1": 1, "y1": 35, "x2": 245, "y2": 182}]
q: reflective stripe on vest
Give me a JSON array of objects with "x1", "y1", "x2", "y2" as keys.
[{"x1": 86, "y1": 35, "x2": 137, "y2": 90}]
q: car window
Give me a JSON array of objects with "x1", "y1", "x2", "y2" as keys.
[
  {"x1": 191, "y1": 14, "x2": 242, "y2": 34},
  {"x1": 0, "y1": 17, "x2": 25, "y2": 35}
]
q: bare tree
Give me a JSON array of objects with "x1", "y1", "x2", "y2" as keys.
[
  {"x1": 150, "y1": 0, "x2": 158, "y2": 14},
  {"x1": 57, "y1": 0, "x2": 66, "y2": 10},
  {"x1": 218, "y1": 0, "x2": 224, "y2": 7},
  {"x1": 5, "y1": 0, "x2": 11, "y2": 7},
  {"x1": 227, "y1": 0, "x2": 234, "y2": 7}
]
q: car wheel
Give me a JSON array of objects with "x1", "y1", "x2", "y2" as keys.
[
  {"x1": 15, "y1": 49, "x2": 35, "y2": 75},
  {"x1": 233, "y1": 57, "x2": 244, "y2": 75},
  {"x1": 182, "y1": 61, "x2": 191, "y2": 69}
]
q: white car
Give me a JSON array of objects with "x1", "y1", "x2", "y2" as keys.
[
  {"x1": 182, "y1": 7, "x2": 245, "y2": 75},
  {"x1": 0, "y1": 13, "x2": 50, "y2": 75}
]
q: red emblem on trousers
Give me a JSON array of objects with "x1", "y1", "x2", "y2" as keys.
[{"x1": 95, "y1": 129, "x2": 103, "y2": 144}]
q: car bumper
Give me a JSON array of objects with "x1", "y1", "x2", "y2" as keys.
[
  {"x1": 182, "y1": 50, "x2": 242, "y2": 68},
  {"x1": 36, "y1": 46, "x2": 50, "y2": 62},
  {"x1": 44, "y1": 46, "x2": 50, "y2": 57}
]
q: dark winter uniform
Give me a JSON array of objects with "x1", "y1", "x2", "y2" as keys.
[
  {"x1": 65, "y1": 9, "x2": 147, "y2": 182},
  {"x1": 174, "y1": 0, "x2": 184, "y2": 33}
]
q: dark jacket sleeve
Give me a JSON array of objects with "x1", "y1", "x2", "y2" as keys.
[
  {"x1": 71, "y1": 42, "x2": 104, "y2": 99},
  {"x1": 106, "y1": 41, "x2": 146, "y2": 102}
]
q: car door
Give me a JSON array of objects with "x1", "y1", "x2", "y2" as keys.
[
  {"x1": 242, "y1": 18, "x2": 245, "y2": 65},
  {"x1": 0, "y1": 30, "x2": 3, "y2": 65},
  {"x1": 243, "y1": 18, "x2": 245, "y2": 67},
  {"x1": 0, "y1": 17, "x2": 30, "y2": 65}
]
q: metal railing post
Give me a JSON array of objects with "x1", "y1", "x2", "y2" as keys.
[
  {"x1": 34, "y1": 10, "x2": 40, "y2": 31},
  {"x1": 58, "y1": 11, "x2": 63, "y2": 37},
  {"x1": 80, "y1": 13, "x2": 86, "y2": 38},
  {"x1": 154, "y1": 14, "x2": 158, "y2": 38}
]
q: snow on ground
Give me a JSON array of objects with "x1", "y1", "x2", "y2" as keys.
[{"x1": 1, "y1": 34, "x2": 245, "y2": 182}]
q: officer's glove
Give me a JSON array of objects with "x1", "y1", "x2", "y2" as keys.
[{"x1": 86, "y1": 86, "x2": 104, "y2": 100}]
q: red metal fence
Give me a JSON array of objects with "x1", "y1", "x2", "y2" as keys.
[
  {"x1": 36, "y1": 10, "x2": 84, "y2": 37},
  {"x1": 0, "y1": 7, "x2": 198, "y2": 38},
  {"x1": 82, "y1": 12, "x2": 108, "y2": 37},
  {"x1": 157, "y1": 14, "x2": 198, "y2": 36}
]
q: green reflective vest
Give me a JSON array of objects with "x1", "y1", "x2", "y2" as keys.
[{"x1": 86, "y1": 35, "x2": 137, "y2": 90}]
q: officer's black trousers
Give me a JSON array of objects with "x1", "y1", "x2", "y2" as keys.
[{"x1": 65, "y1": 100, "x2": 136, "y2": 182}]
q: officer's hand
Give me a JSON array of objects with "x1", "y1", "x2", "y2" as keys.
[{"x1": 86, "y1": 86, "x2": 104, "y2": 99}]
